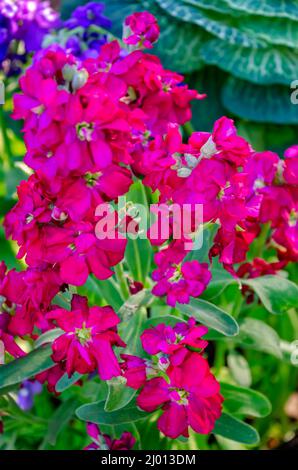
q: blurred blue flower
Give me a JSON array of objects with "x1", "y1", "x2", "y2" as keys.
[
  {"x1": 64, "y1": 2, "x2": 111, "y2": 31},
  {"x1": 0, "y1": 1, "x2": 60, "y2": 74},
  {"x1": 61, "y1": 2, "x2": 111, "y2": 60},
  {"x1": 16, "y1": 380, "x2": 42, "y2": 411}
]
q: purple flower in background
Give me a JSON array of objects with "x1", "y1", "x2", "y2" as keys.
[
  {"x1": 0, "y1": 1, "x2": 60, "y2": 74},
  {"x1": 16, "y1": 380, "x2": 42, "y2": 411},
  {"x1": 61, "y1": 2, "x2": 111, "y2": 60},
  {"x1": 64, "y1": 2, "x2": 111, "y2": 31}
]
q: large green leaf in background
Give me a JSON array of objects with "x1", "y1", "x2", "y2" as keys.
[
  {"x1": 97, "y1": 0, "x2": 298, "y2": 126},
  {"x1": 222, "y1": 77, "x2": 298, "y2": 124},
  {"x1": 201, "y1": 40, "x2": 297, "y2": 85},
  {"x1": 236, "y1": 318, "x2": 282, "y2": 358},
  {"x1": 243, "y1": 275, "x2": 298, "y2": 314},
  {"x1": 220, "y1": 382, "x2": 272, "y2": 418},
  {"x1": 156, "y1": 0, "x2": 264, "y2": 47},
  {"x1": 213, "y1": 412, "x2": 260, "y2": 445},
  {"x1": 224, "y1": 0, "x2": 298, "y2": 20}
]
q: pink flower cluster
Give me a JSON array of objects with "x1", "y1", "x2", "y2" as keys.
[
  {"x1": 1, "y1": 10, "x2": 297, "y2": 444},
  {"x1": 47, "y1": 295, "x2": 125, "y2": 379},
  {"x1": 136, "y1": 116, "x2": 297, "y2": 282},
  {"x1": 121, "y1": 318, "x2": 223, "y2": 438},
  {"x1": 2, "y1": 12, "x2": 201, "y2": 346}
]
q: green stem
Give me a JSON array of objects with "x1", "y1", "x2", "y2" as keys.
[
  {"x1": 214, "y1": 341, "x2": 226, "y2": 376},
  {"x1": 232, "y1": 290, "x2": 244, "y2": 319},
  {"x1": 114, "y1": 262, "x2": 130, "y2": 300},
  {"x1": 183, "y1": 121, "x2": 195, "y2": 137},
  {"x1": 254, "y1": 222, "x2": 271, "y2": 258},
  {"x1": 0, "y1": 105, "x2": 12, "y2": 170}
]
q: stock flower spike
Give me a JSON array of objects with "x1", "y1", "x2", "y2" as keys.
[
  {"x1": 0, "y1": 5, "x2": 297, "y2": 452},
  {"x1": 123, "y1": 11, "x2": 160, "y2": 49},
  {"x1": 137, "y1": 352, "x2": 223, "y2": 439},
  {"x1": 152, "y1": 242, "x2": 212, "y2": 306},
  {"x1": 141, "y1": 318, "x2": 208, "y2": 365},
  {"x1": 47, "y1": 295, "x2": 125, "y2": 379}
]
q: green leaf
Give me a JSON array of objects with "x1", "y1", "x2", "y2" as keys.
[
  {"x1": 182, "y1": 0, "x2": 236, "y2": 16},
  {"x1": 213, "y1": 412, "x2": 260, "y2": 445},
  {"x1": 119, "y1": 300, "x2": 148, "y2": 356},
  {"x1": 202, "y1": 266, "x2": 235, "y2": 300},
  {"x1": 105, "y1": 377, "x2": 137, "y2": 412},
  {"x1": 156, "y1": 0, "x2": 262, "y2": 47},
  {"x1": 221, "y1": 382, "x2": 272, "y2": 418},
  {"x1": 236, "y1": 318, "x2": 282, "y2": 358},
  {"x1": 34, "y1": 328, "x2": 63, "y2": 349},
  {"x1": 189, "y1": 67, "x2": 227, "y2": 132},
  {"x1": 201, "y1": 40, "x2": 297, "y2": 85},
  {"x1": 55, "y1": 372, "x2": 83, "y2": 393},
  {"x1": 124, "y1": 179, "x2": 153, "y2": 283},
  {"x1": 178, "y1": 298, "x2": 239, "y2": 336},
  {"x1": 185, "y1": 223, "x2": 219, "y2": 263},
  {"x1": 224, "y1": 0, "x2": 298, "y2": 20},
  {"x1": 153, "y1": 13, "x2": 207, "y2": 72},
  {"x1": 77, "y1": 275, "x2": 123, "y2": 311},
  {"x1": 0, "y1": 197, "x2": 15, "y2": 217},
  {"x1": 76, "y1": 399, "x2": 147, "y2": 425},
  {"x1": 242, "y1": 275, "x2": 298, "y2": 314},
  {"x1": 227, "y1": 351, "x2": 252, "y2": 387},
  {"x1": 118, "y1": 289, "x2": 152, "y2": 322},
  {"x1": 144, "y1": 315, "x2": 187, "y2": 328},
  {"x1": 126, "y1": 238, "x2": 153, "y2": 283},
  {"x1": 40, "y1": 399, "x2": 80, "y2": 448},
  {"x1": 222, "y1": 77, "x2": 298, "y2": 124},
  {"x1": 241, "y1": 16, "x2": 298, "y2": 48},
  {"x1": 0, "y1": 345, "x2": 54, "y2": 391}
]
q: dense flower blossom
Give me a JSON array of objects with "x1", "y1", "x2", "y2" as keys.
[
  {"x1": 123, "y1": 11, "x2": 160, "y2": 50},
  {"x1": 121, "y1": 354, "x2": 148, "y2": 389},
  {"x1": 141, "y1": 318, "x2": 208, "y2": 365},
  {"x1": 47, "y1": 295, "x2": 125, "y2": 379},
  {"x1": 152, "y1": 242, "x2": 211, "y2": 306},
  {"x1": 137, "y1": 352, "x2": 223, "y2": 438},
  {"x1": 0, "y1": 0, "x2": 59, "y2": 73},
  {"x1": 0, "y1": 261, "x2": 61, "y2": 339},
  {"x1": 85, "y1": 423, "x2": 135, "y2": 450},
  {"x1": 188, "y1": 116, "x2": 251, "y2": 167}
]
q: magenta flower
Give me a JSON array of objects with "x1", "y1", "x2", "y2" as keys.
[
  {"x1": 152, "y1": 242, "x2": 211, "y2": 306},
  {"x1": 47, "y1": 295, "x2": 125, "y2": 379},
  {"x1": 0, "y1": 262, "x2": 61, "y2": 337},
  {"x1": 120, "y1": 354, "x2": 148, "y2": 389},
  {"x1": 283, "y1": 145, "x2": 298, "y2": 185},
  {"x1": 85, "y1": 423, "x2": 135, "y2": 450},
  {"x1": 189, "y1": 116, "x2": 251, "y2": 167},
  {"x1": 137, "y1": 352, "x2": 223, "y2": 438},
  {"x1": 123, "y1": 11, "x2": 160, "y2": 49},
  {"x1": 141, "y1": 318, "x2": 208, "y2": 365}
]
